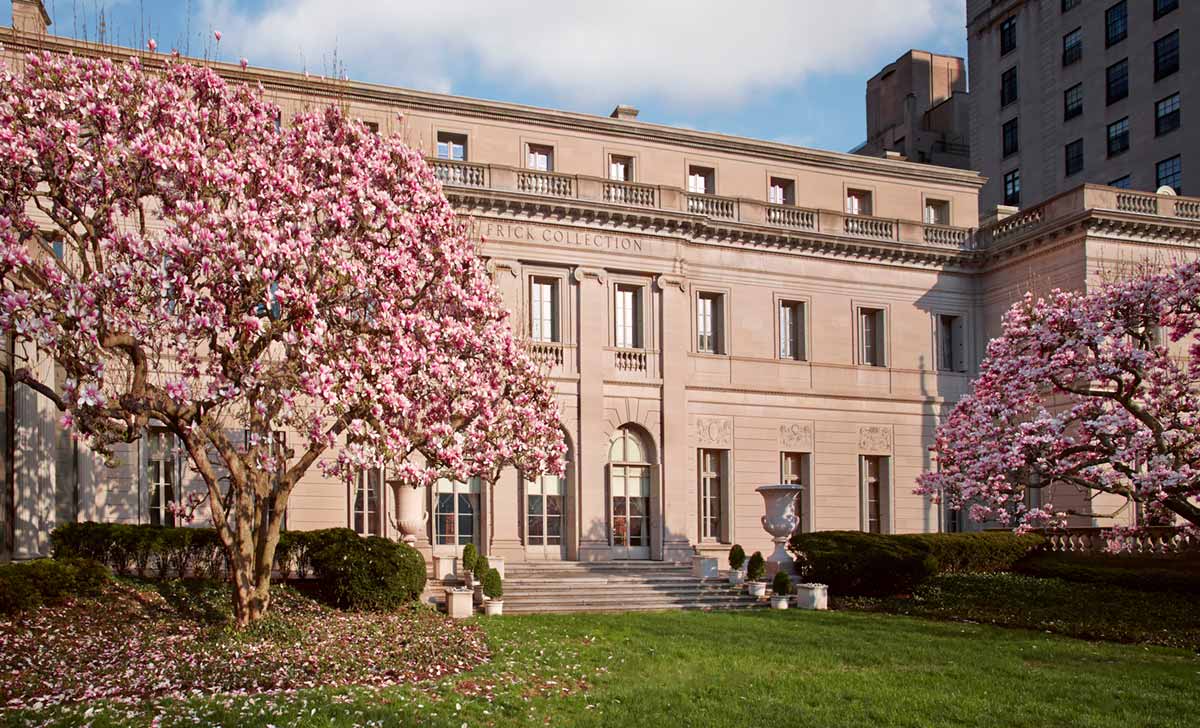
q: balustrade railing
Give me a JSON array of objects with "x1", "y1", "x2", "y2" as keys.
[
  {"x1": 603, "y1": 181, "x2": 657, "y2": 207},
  {"x1": 529, "y1": 341, "x2": 565, "y2": 369},
  {"x1": 989, "y1": 205, "x2": 1044, "y2": 245},
  {"x1": 613, "y1": 347, "x2": 649, "y2": 374},
  {"x1": 843, "y1": 215, "x2": 895, "y2": 240},
  {"x1": 431, "y1": 159, "x2": 487, "y2": 188},
  {"x1": 1116, "y1": 192, "x2": 1158, "y2": 215},
  {"x1": 765, "y1": 204, "x2": 817, "y2": 231},
  {"x1": 1177, "y1": 200, "x2": 1200, "y2": 220},
  {"x1": 686, "y1": 193, "x2": 737, "y2": 220},
  {"x1": 517, "y1": 170, "x2": 574, "y2": 198},
  {"x1": 923, "y1": 224, "x2": 970, "y2": 247},
  {"x1": 1035, "y1": 526, "x2": 1199, "y2": 555}
]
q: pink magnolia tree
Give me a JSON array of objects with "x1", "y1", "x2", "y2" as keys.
[
  {"x1": 0, "y1": 51, "x2": 564, "y2": 624},
  {"x1": 917, "y1": 263, "x2": 1200, "y2": 537}
]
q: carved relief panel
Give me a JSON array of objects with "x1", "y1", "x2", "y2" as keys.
[
  {"x1": 778, "y1": 421, "x2": 815, "y2": 452},
  {"x1": 695, "y1": 416, "x2": 733, "y2": 448},
  {"x1": 858, "y1": 425, "x2": 894, "y2": 455}
]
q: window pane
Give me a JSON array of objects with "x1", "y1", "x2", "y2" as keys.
[
  {"x1": 528, "y1": 494, "x2": 543, "y2": 516},
  {"x1": 528, "y1": 515, "x2": 543, "y2": 540},
  {"x1": 547, "y1": 495, "x2": 562, "y2": 517}
]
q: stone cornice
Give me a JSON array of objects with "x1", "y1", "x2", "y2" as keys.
[{"x1": 0, "y1": 28, "x2": 985, "y2": 191}]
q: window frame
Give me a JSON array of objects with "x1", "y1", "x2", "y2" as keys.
[
  {"x1": 435, "y1": 130, "x2": 469, "y2": 162},
  {"x1": 1062, "y1": 27, "x2": 1083, "y2": 66},
  {"x1": 608, "y1": 153, "x2": 635, "y2": 182},
  {"x1": 694, "y1": 288, "x2": 729, "y2": 355},
  {"x1": 922, "y1": 196, "x2": 951, "y2": 226},
  {"x1": 529, "y1": 275, "x2": 561, "y2": 343},
  {"x1": 1000, "y1": 66, "x2": 1018, "y2": 107},
  {"x1": 1065, "y1": 138, "x2": 1085, "y2": 177},
  {"x1": 1003, "y1": 169, "x2": 1021, "y2": 206},
  {"x1": 1154, "y1": 31, "x2": 1180, "y2": 82},
  {"x1": 612, "y1": 281, "x2": 645, "y2": 350},
  {"x1": 1105, "y1": 2, "x2": 1127, "y2": 48},
  {"x1": 351, "y1": 466, "x2": 384, "y2": 537},
  {"x1": 1156, "y1": 155, "x2": 1182, "y2": 194},
  {"x1": 859, "y1": 454, "x2": 892, "y2": 534},
  {"x1": 1002, "y1": 117, "x2": 1020, "y2": 158},
  {"x1": 1106, "y1": 117, "x2": 1130, "y2": 158},
  {"x1": 934, "y1": 312, "x2": 968, "y2": 373},
  {"x1": 775, "y1": 294, "x2": 810, "y2": 362},
  {"x1": 855, "y1": 303, "x2": 889, "y2": 368},
  {"x1": 1000, "y1": 16, "x2": 1017, "y2": 56},
  {"x1": 845, "y1": 187, "x2": 875, "y2": 216},
  {"x1": 525, "y1": 142, "x2": 555, "y2": 172},
  {"x1": 698, "y1": 449, "x2": 727, "y2": 542},
  {"x1": 1063, "y1": 83, "x2": 1084, "y2": 121},
  {"x1": 686, "y1": 163, "x2": 717, "y2": 195},
  {"x1": 146, "y1": 427, "x2": 181, "y2": 528},
  {"x1": 1154, "y1": 0, "x2": 1179, "y2": 20},
  {"x1": 1109, "y1": 175, "x2": 1132, "y2": 189},
  {"x1": 1155, "y1": 93, "x2": 1181, "y2": 137},
  {"x1": 1106, "y1": 59, "x2": 1129, "y2": 105},
  {"x1": 767, "y1": 175, "x2": 796, "y2": 206},
  {"x1": 781, "y1": 451, "x2": 814, "y2": 533}
]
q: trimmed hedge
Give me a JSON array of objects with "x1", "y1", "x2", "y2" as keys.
[
  {"x1": 1015, "y1": 552, "x2": 1200, "y2": 595},
  {"x1": 482, "y1": 567, "x2": 503, "y2": 599},
  {"x1": 894, "y1": 532, "x2": 1045, "y2": 574},
  {"x1": 305, "y1": 528, "x2": 426, "y2": 610},
  {"x1": 789, "y1": 531, "x2": 937, "y2": 597},
  {"x1": 49, "y1": 522, "x2": 426, "y2": 611},
  {"x1": 0, "y1": 557, "x2": 110, "y2": 615}
]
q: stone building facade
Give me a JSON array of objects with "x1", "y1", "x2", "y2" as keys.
[
  {"x1": 3, "y1": 1, "x2": 1199, "y2": 564},
  {"x1": 968, "y1": 0, "x2": 1197, "y2": 213}
]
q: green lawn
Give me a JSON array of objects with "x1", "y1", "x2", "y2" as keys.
[{"x1": 8, "y1": 608, "x2": 1198, "y2": 728}]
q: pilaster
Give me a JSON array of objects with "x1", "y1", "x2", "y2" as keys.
[
  {"x1": 575, "y1": 266, "x2": 611, "y2": 561},
  {"x1": 656, "y1": 274, "x2": 695, "y2": 561}
]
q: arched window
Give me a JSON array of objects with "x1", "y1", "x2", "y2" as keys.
[{"x1": 609, "y1": 426, "x2": 651, "y2": 559}]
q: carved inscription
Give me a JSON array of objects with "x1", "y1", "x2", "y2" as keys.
[{"x1": 481, "y1": 221, "x2": 645, "y2": 252}]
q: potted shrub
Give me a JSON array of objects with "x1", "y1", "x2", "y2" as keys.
[
  {"x1": 727, "y1": 544, "x2": 746, "y2": 585},
  {"x1": 746, "y1": 551, "x2": 767, "y2": 597},
  {"x1": 459, "y1": 543, "x2": 479, "y2": 587},
  {"x1": 770, "y1": 571, "x2": 791, "y2": 609},
  {"x1": 473, "y1": 555, "x2": 490, "y2": 605},
  {"x1": 482, "y1": 567, "x2": 504, "y2": 616}
]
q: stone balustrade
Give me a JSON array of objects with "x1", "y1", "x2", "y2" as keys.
[
  {"x1": 517, "y1": 170, "x2": 574, "y2": 198},
  {"x1": 613, "y1": 347, "x2": 650, "y2": 375},
  {"x1": 765, "y1": 204, "x2": 817, "y2": 231},
  {"x1": 1034, "y1": 526, "x2": 1199, "y2": 555},
  {"x1": 603, "y1": 181, "x2": 657, "y2": 207},
  {"x1": 686, "y1": 193, "x2": 738, "y2": 220},
  {"x1": 1116, "y1": 192, "x2": 1158, "y2": 215},
  {"x1": 843, "y1": 215, "x2": 896, "y2": 240},
  {"x1": 529, "y1": 341, "x2": 565, "y2": 369}
]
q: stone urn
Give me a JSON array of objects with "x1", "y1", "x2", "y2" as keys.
[
  {"x1": 756, "y1": 484, "x2": 804, "y2": 576},
  {"x1": 391, "y1": 481, "x2": 428, "y2": 546}
]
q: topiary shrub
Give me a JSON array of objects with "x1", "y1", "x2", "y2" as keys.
[
  {"x1": 728, "y1": 544, "x2": 746, "y2": 571},
  {"x1": 788, "y1": 531, "x2": 937, "y2": 597},
  {"x1": 305, "y1": 528, "x2": 426, "y2": 610},
  {"x1": 482, "y1": 567, "x2": 503, "y2": 600},
  {"x1": 895, "y1": 532, "x2": 1045, "y2": 574},
  {"x1": 772, "y1": 570, "x2": 792, "y2": 597},
  {"x1": 460, "y1": 543, "x2": 479, "y2": 577},
  {"x1": 747, "y1": 551, "x2": 766, "y2": 582},
  {"x1": 475, "y1": 554, "x2": 490, "y2": 579}
]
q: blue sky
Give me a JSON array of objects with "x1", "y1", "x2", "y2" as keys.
[{"x1": 14, "y1": 1, "x2": 968, "y2": 153}]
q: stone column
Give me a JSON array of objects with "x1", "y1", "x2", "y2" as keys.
[
  {"x1": 489, "y1": 466, "x2": 524, "y2": 560},
  {"x1": 657, "y1": 274, "x2": 695, "y2": 561},
  {"x1": 575, "y1": 266, "x2": 610, "y2": 561}
]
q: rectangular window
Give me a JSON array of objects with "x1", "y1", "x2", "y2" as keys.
[
  {"x1": 436, "y1": 132, "x2": 467, "y2": 161},
  {"x1": 1000, "y1": 67, "x2": 1018, "y2": 107},
  {"x1": 1155, "y1": 0, "x2": 1179, "y2": 20},
  {"x1": 614, "y1": 283, "x2": 642, "y2": 349},
  {"x1": 609, "y1": 154, "x2": 634, "y2": 181},
  {"x1": 1105, "y1": 2, "x2": 1127, "y2": 47},
  {"x1": 1000, "y1": 17, "x2": 1017, "y2": 56},
  {"x1": 1065, "y1": 138, "x2": 1084, "y2": 176},
  {"x1": 781, "y1": 452, "x2": 810, "y2": 532},
  {"x1": 1107, "y1": 118, "x2": 1130, "y2": 157},
  {"x1": 687, "y1": 165, "x2": 715, "y2": 194},
  {"x1": 1109, "y1": 175, "x2": 1132, "y2": 189},
  {"x1": 860, "y1": 455, "x2": 889, "y2": 534},
  {"x1": 526, "y1": 143, "x2": 554, "y2": 171},
  {"x1": 147, "y1": 429, "x2": 179, "y2": 528},
  {"x1": 1002, "y1": 117, "x2": 1020, "y2": 158},
  {"x1": 779, "y1": 300, "x2": 806, "y2": 361},
  {"x1": 1064, "y1": 83, "x2": 1083, "y2": 120},
  {"x1": 352, "y1": 467, "x2": 382, "y2": 536},
  {"x1": 937, "y1": 314, "x2": 966, "y2": 372},
  {"x1": 1155, "y1": 31, "x2": 1179, "y2": 81},
  {"x1": 529, "y1": 277, "x2": 559, "y2": 343},
  {"x1": 1062, "y1": 28, "x2": 1083, "y2": 66},
  {"x1": 858, "y1": 307, "x2": 887, "y2": 367},
  {"x1": 699, "y1": 449, "x2": 725, "y2": 541},
  {"x1": 846, "y1": 189, "x2": 873, "y2": 216},
  {"x1": 1003, "y1": 169, "x2": 1021, "y2": 206},
  {"x1": 1107, "y1": 59, "x2": 1129, "y2": 105},
  {"x1": 924, "y1": 198, "x2": 950, "y2": 225},
  {"x1": 768, "y1": 177, "x2": 795, "y2": 205},
  {"x1": 697, "y1": 292, "x2": 725, "y2": 354},
  {"x1": 1156, "y1": 93, "x2": 1181, "y2": 136},
  {"x1": 1157, "y1": 155, "x2": 1182, "y2": 194},
  {"x1": 1062, "y1": 0, "x2": 1080, "y2": 11},
  {"x1": 526, "y1": 473, "x2": 563, "y2": 546},
  {"x1": 434, "y1": 477, "x2": 481, "y2": 546}
]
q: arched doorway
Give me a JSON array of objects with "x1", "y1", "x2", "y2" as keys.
[{"x1": 608, "y1": 426, "x2": 652, "y2": 560}]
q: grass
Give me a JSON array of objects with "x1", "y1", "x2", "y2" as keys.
[
  {"x1": 5, "y1": 606, "x2": 1198, "y2": 728},
  {"x1": 839, "y1": 572, "x2": 1200, "y2": 650}
]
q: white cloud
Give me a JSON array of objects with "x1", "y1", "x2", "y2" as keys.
[{"x1": 205, "y1": 0, "x2": 964, "y2": 108}]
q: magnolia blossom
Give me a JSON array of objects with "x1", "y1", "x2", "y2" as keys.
[
  {"x1": 918, "y1": 264, "x2": 1200, "y2": 539},
  {"x1": 0, "y1": 51, "x2": 564, "y2": 623}
]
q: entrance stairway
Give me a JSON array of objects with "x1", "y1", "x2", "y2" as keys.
[{"x1": 497, "y1": 561, "x2": 765, "y2": 614}]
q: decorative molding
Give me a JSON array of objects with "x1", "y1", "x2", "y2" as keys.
[
  {"x1": 858, "y1": 425, "x2": 893, "y2": 455},
  {"x1": 778, "y1": 421, "x2": 814, "y2": 451},
  {"x1": 572, "y1": 266, "x2": 607, "y2": 284},
  {"x1": 485, "y1": 258, "x2": 520, "y2": 278},
  {"x1": 655, "y1": 273, "x2": 687, "y2": 292},
  {"x1": 696, "y1": 417, "x2": 733, "y2": 448}
]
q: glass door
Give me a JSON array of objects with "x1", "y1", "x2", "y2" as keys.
[
  {"x1": 525, "y1": 473, "x2": 566, "y2": 559},
  {"x1": 610, "y1": 464, "x2": 651, "y2": 559},
  {"x1": 433, "y1": 477, "x2": 481, "y2": 556}
]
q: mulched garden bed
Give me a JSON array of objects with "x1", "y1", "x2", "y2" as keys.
[{"x1": 0, "y1": 579, "x2": 488, "y2": 710}]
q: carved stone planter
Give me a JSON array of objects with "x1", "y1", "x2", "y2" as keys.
[
  {"x1": 484, "y1": 599, "x2": 504, "y2": 616},
  {"x1": 794, "y1": 583, "x2": 829, "y2": 611},
  {"x1": 770, "y1": 594, "x2": 790, "y2": 610},
  {"x1": 445, "y1": 588, "x2": 474, "y2": 619},
  {"x1": 433, "y1": 556, "x2": 456, "y2": 581},
  {"x1": 691, "y1": 556, "x2": 719, "y2": 578},
  {"x1": 756, "y1": 484, "x2": 804, "y2": 576},
  {"x1": 747, "y1": 581, "x2": 767, "y2": 598}
]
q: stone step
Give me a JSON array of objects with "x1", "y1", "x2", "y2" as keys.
[
  {"x1": 505, "y1": 583, "x2": 744, "y2": 596},
  {"x1": 503, "y1": 595, "x2": 766, "y2": 614}
]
